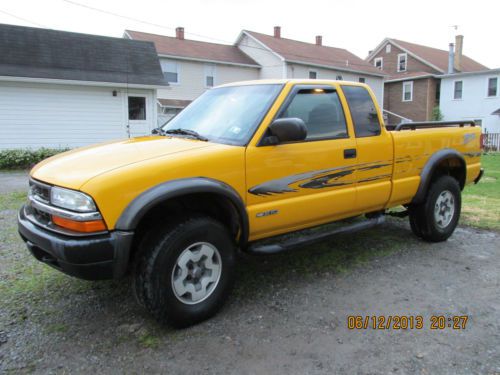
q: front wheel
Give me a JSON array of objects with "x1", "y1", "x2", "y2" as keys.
[
  {"x1": 133, "y1": 216, "x2": 236, "y2": 327},
  {"x1": 408, "y1": 175, "x2": 461, "y2": 242}
]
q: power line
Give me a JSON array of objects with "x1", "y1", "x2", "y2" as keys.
[
  {"x1": 0, "y1": 9, "x2": 47, "y2": 28},
  {"x1": 60, "y1": 0, "x2": 227, "y2": 44},
  {"x1": 61, "y1": 0, "x2": 380, "y2": 72}
]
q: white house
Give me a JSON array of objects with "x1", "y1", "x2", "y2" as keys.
[
  {"x1": 439, "y1": 68, "x2": 500, "y2": 133},
  {"x1": 0, "y1": 23, "x2": 167, "y2": 150},
  {"x1": 236, "y1": 27, "x2": 386, "y2": 106},
  {"x1": 125, "y1": 28, "x2": 261, "y2": 124}
]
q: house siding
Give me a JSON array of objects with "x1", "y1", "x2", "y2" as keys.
[
  {"x1": 286, "y1": 63, "x2": 384, "y2": 107},
  {"x1": 439, "y1": 73, "x2": 500, "y2": 133},
  {"x1": 384, "y1": 78, "x2": 438, "y2": 124},
  {"x1": 237, "y1": 34, "x2": 284, "y2": 79},
  {"x1": 369, "y1": 42, "x2": 441, "y2": 75},
  {"x1": 369, "y1": 41, "x2": 441, "y2": 123},
  {"x1": 0, "y1": 81, "x2": 154, "y2": 149},
  {"x1": 157, "y1": 58, "x2": 259, "y2": 101}
]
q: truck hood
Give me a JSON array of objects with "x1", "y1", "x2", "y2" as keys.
[{"x1": 31, "y1": 136, "x2": 215, "y2": 189}]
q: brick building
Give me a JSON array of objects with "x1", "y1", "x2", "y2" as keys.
[{"x1": 366, "y1": 36, "x2": 487, "y2": 125}]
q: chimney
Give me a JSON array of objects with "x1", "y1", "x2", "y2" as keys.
[
  {"x1": 273, "y1": 26, "x2": 281, "y2": 38},
  {"x1": 176, "y1": 27, "x2": 184, "y2": 40},
  {"x1": 315, "y1": 35, "x2": 322, "y2": 46},
  {"x1": 454, "y1": 34, "x2": 463, "y2": 72},
  {"x1": 448, "y1": 43, "x2": 455, "y2": 74}
]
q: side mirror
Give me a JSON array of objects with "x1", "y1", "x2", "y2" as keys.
[{"x1": 263, "y1": 118, "x2": 307, "y2": 145}]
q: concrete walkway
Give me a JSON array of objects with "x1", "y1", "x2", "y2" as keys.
[{"x1": 0, "y1": 171, "x2": 29, "y2": 194}]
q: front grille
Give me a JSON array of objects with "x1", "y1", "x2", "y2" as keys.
[
  {"x1": 26, "y1": 179, "x2": 54, "y2": 229},
  {"x1": 25, "y1": 203, "x2": 52, "y2": 227},
  {"x1": 29, "y1": 179, "x2": 51, "y2": 204}
]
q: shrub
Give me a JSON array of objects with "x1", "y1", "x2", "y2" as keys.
[
  {"x1": 0, "y1": 148, "x2": 70, "y2": 170},
  {"x1": 431, "y1": 106, "x2": 443, "y2": 121}
]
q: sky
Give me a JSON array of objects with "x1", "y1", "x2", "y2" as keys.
[{"x1": 1, "y1": 0, "x2": 499, "y2": 68}]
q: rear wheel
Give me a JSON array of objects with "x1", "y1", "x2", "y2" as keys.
[
  {"x1": 133, "y1": 216, "x2": 236, "y2": 327},
  {"x1": 408, "y1": 175, "x2": 461, "y2": 242}
]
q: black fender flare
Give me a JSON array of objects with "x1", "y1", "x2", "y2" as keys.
[
  {"x1": 115, "y1": 177, "x2": 249, "y2": 246},
  {"x1": 412, "y1": 148, "x2": 466, "y2": 204}
]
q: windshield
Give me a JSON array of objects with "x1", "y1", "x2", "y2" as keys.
[{"x1": 161, "y1": 84, "x2": 283, "y2": 145}]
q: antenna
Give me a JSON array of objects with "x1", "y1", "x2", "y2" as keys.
[{"x1": 126, "y1": 42, "x2": 130, "y2": 138}]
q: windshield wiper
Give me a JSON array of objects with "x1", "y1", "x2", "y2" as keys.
[{"x1": 164, "y1": 128, "x2": 208, "y2": 141}]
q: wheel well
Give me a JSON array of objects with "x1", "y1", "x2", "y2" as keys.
[
  {"x1": 431, "y1": 157, "x2": 466, "y2": 189},
  {"x1": 129, "y1": 193, "x2": 242, "y2": 268}
]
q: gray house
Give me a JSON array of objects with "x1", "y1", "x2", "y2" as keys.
[{"x1": 0, "y1": 23, "x2": 167, "y2": 149}]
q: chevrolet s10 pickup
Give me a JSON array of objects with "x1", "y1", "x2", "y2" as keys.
[{"x1": 18, "y1": 79, "x2": 483, "y2": 327}]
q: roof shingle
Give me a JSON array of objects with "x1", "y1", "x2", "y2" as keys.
[
  {"x1": 126, "y1": 30, "x2": 259, "y2": 66},
  {"x1": 244, "y1": 30, "x2": 384, "y2": 76},
  {"x1": 390, "y1": 38, "x2": 487, "y2": 73},
  {"x1": 0, "y1": 23, "x2": 167, "y2": 86}
]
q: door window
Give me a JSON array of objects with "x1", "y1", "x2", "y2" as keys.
[{"x1": 278, "y1": 88, "x2": 348, "y2": 141}]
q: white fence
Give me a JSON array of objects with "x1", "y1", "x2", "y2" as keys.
[{"x1": 483, "y1": 133, "x2": 500, "y2": 152}]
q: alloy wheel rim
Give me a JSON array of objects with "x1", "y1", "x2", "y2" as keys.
[
  {"x1": 434, "y1": 190, "x2": 455, "y2": 229},
  {"x1": 171, "y1": 242, "x2": 222, "y2": 305}
]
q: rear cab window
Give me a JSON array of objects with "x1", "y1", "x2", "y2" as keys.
[{"x1": 341, "y1": 85, "x2": 381, "y2": 137}]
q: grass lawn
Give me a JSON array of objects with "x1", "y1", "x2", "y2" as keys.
[{"x1": 461, "y1": 153, "x2": 500, "y2": 230}]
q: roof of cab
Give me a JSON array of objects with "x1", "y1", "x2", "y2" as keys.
[{"x1": 217, "y1": 78, "x2": 368, "y2": 87}]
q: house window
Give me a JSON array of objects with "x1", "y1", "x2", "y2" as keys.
[
  {"x1": 454, "y1": 81, "x2": 463, "y2": 100},
  {"x1": 205, "y1": 64, "x2": 216, "y2": 87},
  {"x1": 487, "y1": 77, "x2": 498, "y2": 97},
  {"x1": 397, "y1": 53, "x2": 407, "y2": 72},
  {"x1": 128, "y1": 97, "x2": 146, "y2": 120},
  {"x1": 358, "y1": 77, "x2": 366, "y2": 83},
  {"x1": 386, "y1": 44, "x2": 391, "y2": 53},
  {"x1": 309, "y1": 71, "x2": 317, "y2": 79},
  {"x1": 374, "y1": 57, "x2": 383, "y2": 69},
  {"x1": 161, "y1": 60, "x2": 180, "y2": 84},
  {"x1": 402, "y1": 81, "x2": 413, "y2": 102},
  {"x1": 336, "y1": 75, "x2": 343, "y2": 81}
]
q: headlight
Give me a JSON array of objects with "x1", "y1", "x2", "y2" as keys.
[{"x1": 50, "y1": 187, "x2": 97, "y2": 212}]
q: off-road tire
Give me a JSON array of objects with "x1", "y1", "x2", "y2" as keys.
[
  {"x1": 408, "y1": 175, "x2": 461, "y2": 242},
  {"x1": 133, "y1": 216, "x2": 236, "y2": 327}
]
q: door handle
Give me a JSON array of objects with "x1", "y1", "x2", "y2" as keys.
[{"x1": 344, "y1": 148, "x2": 357, "y2": 159}]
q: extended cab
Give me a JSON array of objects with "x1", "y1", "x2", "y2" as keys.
[{"x1": 18, "y1": 79, "x2": 483, "y2": 327}]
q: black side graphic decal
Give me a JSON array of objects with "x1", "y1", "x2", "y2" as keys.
[{"x1": 248, "y1": 161, "x2": 392, "y2": 196}]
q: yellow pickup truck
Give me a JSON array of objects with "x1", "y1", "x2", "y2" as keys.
[{"x1": 18, "y1": 79, "x2": 483, "y2": 327}]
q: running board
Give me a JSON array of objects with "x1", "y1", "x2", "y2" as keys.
[{"x1": 247, "y1": 215, "x2": 385, "y2": 255}]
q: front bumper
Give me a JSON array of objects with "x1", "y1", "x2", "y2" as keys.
[{"x1": 18, "y1": 205, "x2": 133, "y2": 280}]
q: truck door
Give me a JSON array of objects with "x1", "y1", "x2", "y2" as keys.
[
  {"x1": 245, "y1": 84, "x2": 358, "y2": 241},
  {"x1": 340, "y1": 85, "x2": 393, "y2": 212}
]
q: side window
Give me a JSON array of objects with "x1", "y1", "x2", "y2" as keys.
[
  {"x1": 278, "y1": 88, "x2": 348, "y2": 141},
  {"x1": 342, "y1": 85, "x2": 381, "y2": 137}
]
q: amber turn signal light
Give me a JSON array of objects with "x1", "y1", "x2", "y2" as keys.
[{"x1": 52, "y1": 215, "x2": 107, "y2": 233}]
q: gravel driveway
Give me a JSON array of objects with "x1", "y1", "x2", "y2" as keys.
[
  {"x1": 0, "y1": 177, "x2": 499, "y2": 374},
  {"x1": 0, "y1": 171, "x2": 29, "y2": 194}
]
